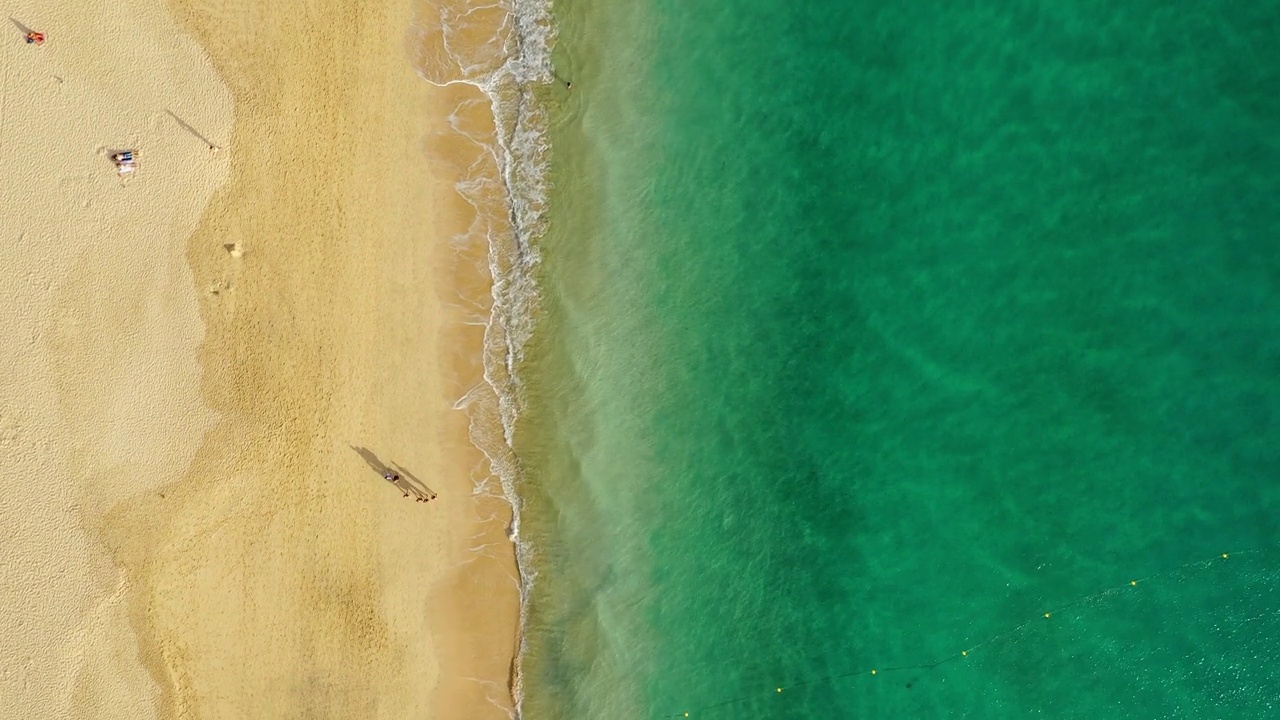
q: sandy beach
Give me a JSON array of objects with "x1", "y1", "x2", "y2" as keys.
[{"x1": 0, "y1": 0, "x2": 519, "y2": 717}]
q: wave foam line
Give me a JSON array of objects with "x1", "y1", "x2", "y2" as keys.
[{"x1": 413, "y1": 0, "x2": 557, "y2": 717}]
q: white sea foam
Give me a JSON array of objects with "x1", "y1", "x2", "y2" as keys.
[{"x1": 410, "y1": 0, "x2": 556, "y2": 716}]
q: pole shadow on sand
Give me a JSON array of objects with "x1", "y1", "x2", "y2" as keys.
[
  {"x1": 350, "y1": 445, "x2": 438, "y2": 501},
  {"x1": 165, "y1": 109, "x2": 220, "y2": 150}
]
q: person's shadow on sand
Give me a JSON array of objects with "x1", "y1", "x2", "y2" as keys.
[
  {"x1": 350, "y1": 445, "x2": 438, "y2": 501},
  {"x1": 389, "y1": 462, "x2": 437, "y2": 500},
  {"x1": 9, "y1": 17, "x2": 35, "y2": 37}
]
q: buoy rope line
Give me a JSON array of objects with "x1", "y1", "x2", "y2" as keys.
[{"x1": 661, "y1": 548, "x2": 1278, "y2": 718}]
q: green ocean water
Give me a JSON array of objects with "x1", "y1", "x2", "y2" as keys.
[{"x1": 517, "y1": 2, "x2": 1280, "y2": 718}]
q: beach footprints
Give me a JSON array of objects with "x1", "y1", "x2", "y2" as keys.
[{"x1": 206, "y1": 243, "x2": 243, "y2": 312}]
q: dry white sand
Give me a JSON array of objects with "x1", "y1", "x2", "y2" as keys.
[
  {"x1": 0, "y1": 0, "x2": 230, "y2": 716},
  {"x1": 1, "y1": 0, "x2": 519, "y2": 717}
]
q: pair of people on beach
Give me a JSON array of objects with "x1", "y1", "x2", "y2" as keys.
[{"x1": 384, "y1": 470, "x2": 433, "y2": 503}]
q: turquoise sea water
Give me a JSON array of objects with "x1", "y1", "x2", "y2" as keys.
[{"x1": 516, "y1": 2, "x2": 1280, "y2": 718}]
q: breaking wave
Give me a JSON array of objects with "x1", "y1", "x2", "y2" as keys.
[{"x1": 410, "y1": 0, "x2": 557, "y2": 715}]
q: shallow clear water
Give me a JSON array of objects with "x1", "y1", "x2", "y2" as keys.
[{"x1": 517, "y1": 2, "x2": 1280, "y2": 717}]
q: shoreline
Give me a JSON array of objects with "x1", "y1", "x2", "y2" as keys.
[{"x1": 411, "y1": 0, "x2": 560, "y2": 715}]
